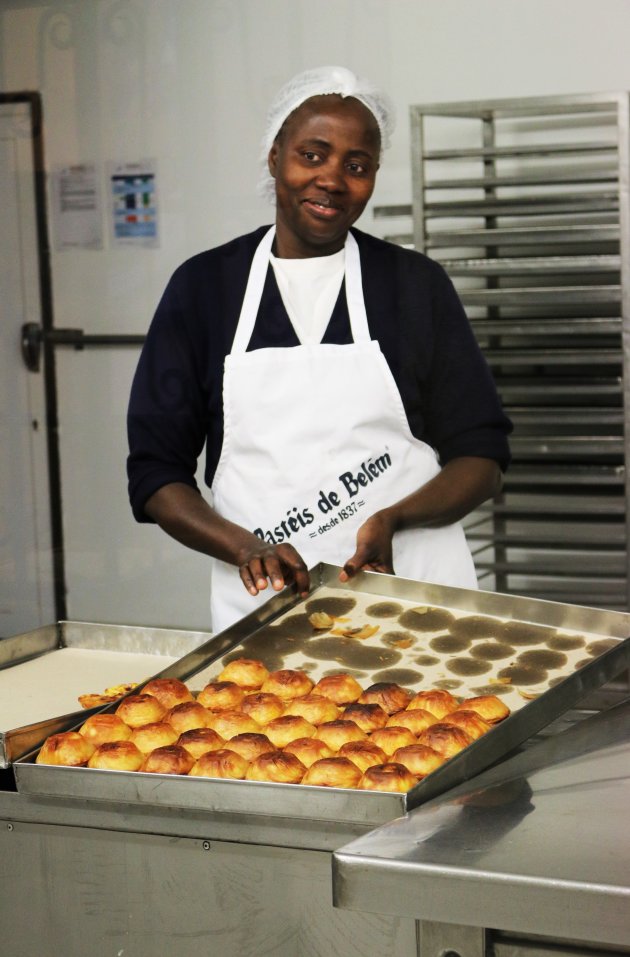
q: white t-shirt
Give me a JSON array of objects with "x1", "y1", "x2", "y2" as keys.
[{"x1": 270, "y1": 248, "x2": 345, "y2": 345}]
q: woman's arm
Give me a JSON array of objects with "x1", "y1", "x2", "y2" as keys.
[
  {"x1": 340, "y1": 456, "x2": 501, "y2": 580},
  {"x1": 144, "y1": 482, "x2": 310, "y2": 598}
]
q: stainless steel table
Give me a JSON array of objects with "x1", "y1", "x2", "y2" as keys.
[{"x1": 334, "y1": 697, "x2": 630, "y2": 954}]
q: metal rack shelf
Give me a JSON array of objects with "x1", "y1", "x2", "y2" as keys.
[{"x1": 383, "y1": 91, "x2": 630, "y2": 608}]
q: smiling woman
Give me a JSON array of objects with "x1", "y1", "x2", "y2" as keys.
[
  {"x1": 269, "y1": 95, "x2": 381, "y2": 258},
  {"x1": 127, "y1": 65, "x2": 512, "y2": 634}
]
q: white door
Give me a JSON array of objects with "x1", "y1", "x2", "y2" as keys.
[{"x1": 0, "y1": 100, "x2": 56, "y2": 636}]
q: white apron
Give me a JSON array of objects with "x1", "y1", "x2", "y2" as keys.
[{"x1": 210, "y1": 227, "x2": 477, "y2": 631}]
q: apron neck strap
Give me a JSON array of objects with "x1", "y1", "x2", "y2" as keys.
[{"x1": 230, "y1": 226, "x2": 371, "y2": 354}]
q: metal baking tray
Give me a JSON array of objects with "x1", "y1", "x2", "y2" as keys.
[
  {"x1": 0, "y1": 621, "x2": 210, "y2": 767},
  {"x1": 13, "y1": 565, "x2": 630, "y2": 827}
]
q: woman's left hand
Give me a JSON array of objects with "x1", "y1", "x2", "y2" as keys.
[{"x1": 339, "y1": 510, "x2": 395, "y2": 581}]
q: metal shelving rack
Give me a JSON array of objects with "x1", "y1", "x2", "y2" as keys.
[{"x1": 375, "y1": 92, "x2": 630, "y2": 609}]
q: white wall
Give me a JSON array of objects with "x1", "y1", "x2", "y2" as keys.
[{"x1": 2, "y1": 0, "x2": 630, "y2": 629}]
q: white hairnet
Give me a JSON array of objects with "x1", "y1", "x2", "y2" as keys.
[{"x1": 258, "y1": 65, "x2": 395, "y2": 202}]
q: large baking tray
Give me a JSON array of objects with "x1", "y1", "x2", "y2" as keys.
[
  {"x1": 0, "y1": 621, "x2": 210, "y2": 767},
  {"x1": 13, "y1": 566, "x2": 630, "y2": 827}
]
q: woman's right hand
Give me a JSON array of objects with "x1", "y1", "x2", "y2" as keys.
[
  {"x1": 235, "y1": 540, "x2": 310, "y2": 598},
  {"x1": 144, "y1": 482, "x2": 310, "y2": 598}
]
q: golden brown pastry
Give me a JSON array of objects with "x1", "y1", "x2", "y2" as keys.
[
  {"x1": 407, "y1": 689, "x2": 459, "y2": 719},
  {"x1": 386, "y1": 708, "x2": 436, "y2": 736},
  {"x1": 392, "y1": 744, "x2": 444, "y2": 778},
  {"x1": 176, "y1": 727, "x2": 225, "y2": 760},
  {"x1": 442, "y1": 709, "x2": 493, "y2": 739},
  {"x1": 207, "y1": 710, "x2": 261, "y2": 740},
  {"x1": 116, "y1": 693, "x2": 166, "y2": 728},
  {"x1": 245, "y1": 750, "x2": 306, "y2": 784},
  {"x1": 459, "y1": 695, "x2": 510, "y2": 724},
  {"x1": 218, "y1": 657, "x2": 270, "y2": 690},
  {"x1": 196, "y1": 681, "x2": 246, "y2": 712},
  {"x1": 338, "y1": 740, "x2": 388, "y2": 773},
  {"x1": 262, "y1": 715, "x2": 317, "y2": 749},
  {"x1": 165, "y1": 701, "x2": 213, "y2": 735},
  {"x1": 142, "y1": 744, "x2": 195, "y2": 775},
  {"x1": 358, "y1": 682, "x2": 411, "y2": 715},
  {"x1": 283, "y1": 737, "x2": 334, "y2": 768},
  {"x1": 418, "y1": 722, "x2": 474, "y2": 758},
  {"x1": 284, "y1": 693, "x2": 339, "y2": 725},
  {"x1": 78, "y1": 682, "x2": 138, "y2": 709},
  {"x1": 79, "y1": 713, "x2": 132, "y2": 746},
  {"x1": 369, "y1": 726, "x2": 417, "y2": 757},
  {"x1": 316, "y1": 719, "x2": 367, "y2": 752},
  {"x1": 141, "y1": 678, "x2": 193, "y2": 710},
  {"x1": 240, "y1": 691, "x2": 285, "y2": 724},
  {"x1": 36, "y1": 731, "x2": 95, "y2": 766},
  {"x1": 342, "y1": 702, "x2": 389, "y2": 732},
  {"x1": 261, "y1": 669, "x2": 314, "y2": 700},
  {"x1": 359, "y1": 762, "x2": 418, "y2": 793},
  {"x1": 129, "y1": 721, "x2": 179, "y2": 754},
  {"x1": 189, "y1": 748, "x2": 250, "y2": 779},
  {"x1": 301, "y1": 756, "x2": 362, "y2": 789},
  {"x1": 312, "y1": 673, "x2": 363, "y2": 705},
  {"x1": 87, "y1": 740, "x2": 144, "y2": 771},
  {"x1": 227, "y1": 732, "x2": 274, "y2": 762}
]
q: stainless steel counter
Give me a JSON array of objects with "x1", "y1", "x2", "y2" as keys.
[{"x1": 333, "y1": 695, "x2": 630, "y2": 949}]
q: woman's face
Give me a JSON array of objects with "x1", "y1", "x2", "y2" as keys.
[{"x1": 268, "y1": 95, "x2": 380, "y2": 258}]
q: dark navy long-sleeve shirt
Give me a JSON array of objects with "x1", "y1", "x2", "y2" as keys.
[{"x1": 127, "y1": 225, "x2": 512, "y2": 522}]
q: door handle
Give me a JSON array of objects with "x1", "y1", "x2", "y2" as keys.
[{"x1": 20, "y1": 322, "x2": 145, "y2": 372}]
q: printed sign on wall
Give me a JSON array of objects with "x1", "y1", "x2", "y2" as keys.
[{"x1": 108, "y1": 160, "x2": 159, "y2": 247}]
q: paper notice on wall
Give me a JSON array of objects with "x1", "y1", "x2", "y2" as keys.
[
  {"x1": 51, "y1": 163, "x2": 103, "y2": 250},
  {"x1": 108, "y1": 159, "x2": 159, "y2": 247}
]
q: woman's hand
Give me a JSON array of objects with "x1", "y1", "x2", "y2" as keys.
[
  {"x1": 339, "y1": 457, "x2": 501, "y2": 582},
  {"x1": 339, "y1": 510, "x2": 396, "y2": 581},
  {"x1": 144, "y1": 482, "x2": 310, "y2": 597},
  {"x1": 235, "y1": 540, "x2": 310, "y2": 597}
]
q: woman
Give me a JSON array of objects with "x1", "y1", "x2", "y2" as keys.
[{"x1": 127, "y1": 66, "x2": 511, "y2": 632}]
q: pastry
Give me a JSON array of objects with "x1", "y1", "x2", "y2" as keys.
[
  {"x1": 116, "y1": 693, "x2": 166, "y2": 728},
  {"x1": 245, "y1": 750, "x2": 306, "y2": 783},
  {"x1": 338, "y1": 740, "x2": 388, "y2": 773},
  {"x1": 129, "y1": 721, "x2": 178, "y2": 754},
  {"x1": 418, "y1": 722, "x2": 474, "y2": 758},
  {"x1": 87, "y1": 740, "x2": 144, "y2": 771},
  {"x1": 207, "y1": 710, "x2": 260, "y2": 739},
  {"x1": 240, "y1": 692, "x2": 285, "y2": 724},
  {"x1": 189, "y1": 748, "x2": 250, "y2": 779},
  {"x1": 406, "y1": 689, "x2": 459, "y2": 719},
  {"x1": 165, "y1": 701, "x2": 213, "y2": 735},
  {"x1": 176, "y1": 727, "x2": 225, "y2": 760},
  {"x1": 391, "y1": 744, "x2": 444, "y2": 778},
  {"x1": 312, "y1": 673, "x2": 363, "y2": 705},
  {"x1": 218, "y1": 658, "x2": 270, "y2": 690},
  {"x1": 284, "y1": 693, "x2": 339, "y2": 725},
  {"x1": 359, "y1": 762, "x2": 418, "y2": 793},
  {"x1": 316, "y1": 719, "x2": 367, "y2": 752},
  {"x1": 197, "y1": 681, "x2": 246, "y2": 712},
  {"x1": 368, "y1": 726, "x2": 417, "y2": 757},
  {"x1": 227, "y1": 732, "x2": 274, "y2": 762},
  {"x1": 358, "y1": 682, "x2": 411, "y2": 715},
  {"x1": 301, "y1": 756, "x2": 362, "y2": 788},
  {"x1": 262, "y1": 715, "x2": 316, "y2": 749},
  {"x1": 79, "y1": 713, "x2": 132, "y2": 746},
  {"x1": 442, "y1": 709, "x2": 493, "y2": 739},
  {"x1": 283, "y1": 737, "x2": 333, "y2": 768},
  {"x1": 386, "y1": 708, "x2": 436, "y2": 736},
  {"x1": 141, "y1": 678, "x2": 193, "y2": 710},
  {"x1": 142, "y1": 744, "x2": 195, "y2": 775},
  {"x1": 459, "y1": 694, "x2": 510, "y2": 724},
  {"x1": 261, "y1": 669, "x2": 314, "y2": 700},
  {"x1": 36, "y1": 731, "x2": 95, "y2": 767},
  {"x1": 342, "y1": 702, "x2": 388, "y2": 732}
]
